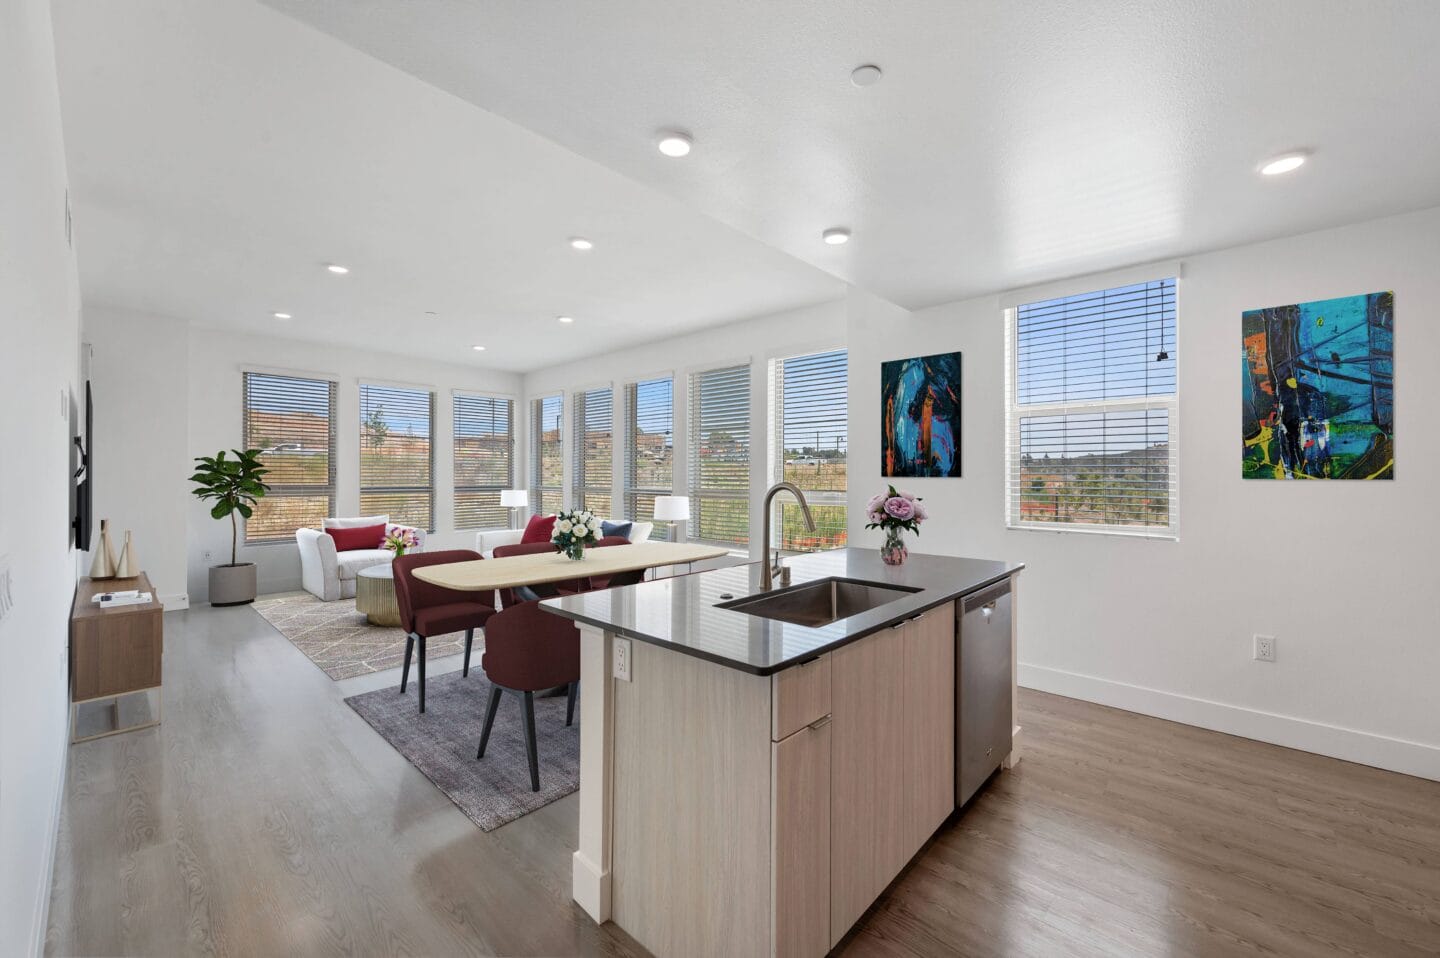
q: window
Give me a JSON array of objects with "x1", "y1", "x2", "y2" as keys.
[
  {"x1": 359, "y1": 383, "x2": 435, "y2": 530},
  {"x1": 530, "y1": 394, "x2": 563, "y2": 515},
  {"x1": 688, "y1": 363, "x2": 750, "y2": 548},
  {"x1": 771, "y1": 349, "x2": 847, "y2": 551},
  {"x1": 1006, "y1": 278, "x2": 1178, "y2": 536},
  {"x1": 624, "y1": 377, "x2": 674, "y2": 540},
  {"x1": 453, "y1": 393, "x2": 514, "y2": 530},
  {"x1": 572, "y1": 386, "x2": 614, "y2": 516},
  {"x1": 242, "y1": 372, "x2": 336, "y2": 542}
]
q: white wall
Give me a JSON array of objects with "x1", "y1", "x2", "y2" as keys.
[
  {"x1": 0, "y1": 0, "x2": 83, "y2": 953},
  {"x1": 83, "y1": 308, "x2": 190, "y2": 604},
  {"x1": 848, "y1": 206, "x2": 1440, "y2": 780},
  {"x1": 85, "y1": 313, "x2": 523, "y2": 602},
  {"x1": 522, "y1": 299, "x2": 847, "y2": 557}
]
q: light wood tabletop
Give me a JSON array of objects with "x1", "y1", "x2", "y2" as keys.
[{"x1": 411, "y1": 541, "x2": 733, "y2": 592}]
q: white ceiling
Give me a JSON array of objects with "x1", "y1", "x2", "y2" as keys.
[
  {"x1": 260, "y1": 0, "x2": 1440, "y2": 309},
  {"x1": 50, "y1": 1, "x2": 844, "y2": 372}
]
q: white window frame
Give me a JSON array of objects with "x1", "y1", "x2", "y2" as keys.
[
  {"x1": 687, "y1": 359, "x2": 753, "y2": 550},
  {"x1": 571, "y1": 383, "x2": 615, "y2": 516},
  {"x1": 530, "y1": 393, "x2": 564, "y2": 515},
  {"x1": 452, "y1": 390, "x2": 515, "y2": 531},
  {"x1": 358, "y1": 381, "x2": 437, "y2": 532},
  {"x1": 623, "y1": 374, "x2": 676, "y2": 539},
  {"x1": 1003, "y1": 274, "x2": 1180, "y2": 540},
  {"x1": 768, "y1": 346, "x2": 848, "y2": 552}
]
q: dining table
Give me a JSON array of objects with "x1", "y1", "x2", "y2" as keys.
[{"x1": 410, "y1": 540, "x2": 736, "y2": 592}]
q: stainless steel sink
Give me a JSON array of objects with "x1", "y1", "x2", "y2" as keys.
[{"x1": 716, "y1": 577, "x2": 920, "y2": 628}]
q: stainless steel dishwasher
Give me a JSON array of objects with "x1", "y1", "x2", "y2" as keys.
[{"x1": 957, "y1": 580, "x2": 1013, "y2": 807}]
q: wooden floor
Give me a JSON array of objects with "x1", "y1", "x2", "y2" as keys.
[{"x1": 46, "y1": 606, "x2": 1440, "y2": 957}]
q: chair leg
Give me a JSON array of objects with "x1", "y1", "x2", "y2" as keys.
[
  {"x1": 476, "y1": 686, "x2": 503, "y2": 759},
  {"x1": 566, "y1": 681, "x2": 578, "y2": 727},
  {"x1": 462, "y1": 628, "x2": 474, "y2": 678},
  {"x1": 521, "y1": 691, "x2": 540, "y2": 792},
  {"x1": 417, "y1": 635, "x2": 427, "y2": 713},
  {"x1": 400, "y1": 634, "x2": 414, "y2": 693}
]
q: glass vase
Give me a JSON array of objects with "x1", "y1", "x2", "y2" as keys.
[
  {"x1": 564, "y1": 540, "x2": 586, "y2": 561},
  {"x1": 880, "y1": 527, "x2": 908, "y2": 565}
]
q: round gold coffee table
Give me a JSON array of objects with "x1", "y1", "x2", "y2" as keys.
[{"x1": 355, "y1": 563, "x2": 401, "y2": 627}]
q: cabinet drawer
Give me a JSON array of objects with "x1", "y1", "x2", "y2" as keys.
[{"x1": 772, "y1": 654, "x2": 831, "y2": 741}]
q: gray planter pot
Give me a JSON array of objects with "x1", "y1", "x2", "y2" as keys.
[{"x1": 210, "y1": 563, "x2": 257, "y2": 606}]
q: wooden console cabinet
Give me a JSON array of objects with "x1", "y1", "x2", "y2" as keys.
[{"x1": 71, "y1": 573, "x2": 164, "y2": 741}]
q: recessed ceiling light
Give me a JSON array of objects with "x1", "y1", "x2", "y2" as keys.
[
  {"x1": 656, "y1": 131, "x2": 693, "y2": 158},
  {"x1": 569, "y1": 237, "x2": 594, "y2": 251},
  {"x1": 851, "y1": 64, "x2": 883, "y2": 87},
  {"x1": 424, "y1": 310, "x2": 437, "y2": 316},
  {"x1": 1259, "y1": 152, "x2": 1308, "y2": 176},
  {"x1": 822, "y1": 227, "x2": 851, "y2": 245},
  {"x1": 472, "y1": 344, "x2": 486, "y2": 351},
  {"x1": 326, "y1": 264, "x2": 349, "y2": 274},
  {"x1": 272, "y1": 312, "x2": 292, "y2": 320},
  {"x1": 557, "y1": 315, "x2": 575, "y2": 324}
]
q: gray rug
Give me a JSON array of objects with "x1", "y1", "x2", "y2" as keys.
[
  {"x1": 344, "y1": 670, "x2": 579, "y2": 831},
  {"x1": 254, "y1": 591, "x2": 466, "y2": 681}
]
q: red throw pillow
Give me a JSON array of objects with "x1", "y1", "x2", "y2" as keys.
[
  {"x1": 327, "y1": 523, "x2": 386, "y2": 552},
  {"x1": 520, "y1": 513, "x2": 557, "y2": 545}
]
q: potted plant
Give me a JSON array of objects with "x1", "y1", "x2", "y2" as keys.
[{"x1": 191, "y1": 449, "x2": 271, "y2": 606}]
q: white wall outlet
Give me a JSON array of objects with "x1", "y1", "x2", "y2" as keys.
[
  {"x1": 613, "y1": 637, "x2": 632, "y2": 682},
  {"x1": 1253, "y1": 634, "x2": 1276, "y2": 663},
  {"x1": 203, "y1": 550, "x2": 213, "y2": 563}
]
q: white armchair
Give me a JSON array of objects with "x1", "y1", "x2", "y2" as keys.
[
  {"x1": 474, "y1": 519, "x2": 654, "y2": 557},
  {"x1": 296, "y1": 515, "x2": 426, "y2": 601}
]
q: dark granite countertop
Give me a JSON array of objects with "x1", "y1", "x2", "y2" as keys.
[{"x1": 540, "y1": 548, "x2": 1024, "y2": 676}]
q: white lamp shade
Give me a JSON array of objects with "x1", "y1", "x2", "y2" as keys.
[
  {"x1": 653, "y1": 495, "x2": 690, "y2": 521},
  {"x1": 500, "y1": 489, "x2": 529, "y2": 507}
]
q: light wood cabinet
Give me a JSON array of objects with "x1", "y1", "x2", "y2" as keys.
[
  {"x1": 829, "y1": 625, "x2": 907, "y2": 944},
  {"x1": 830, "y1": 603, "x2": 957, "y2": 946},
  {"x1": 772, "y1": 718, "x2": 831, "y2": 958},
  {"x1": 903, "y1": 605, "x2": 956, "y2": 854}
]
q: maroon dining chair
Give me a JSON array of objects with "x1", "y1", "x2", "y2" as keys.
[
  {"x1": 569, "y1": 536, "x2": 637, "y2": 593},
  {"x1": 392, "y1": 550, "x2": 497, "y2": 713},
  {"x1": 491, "y1": 540, "x2": 567, "y2": 607},
  {"x1": 475, "y1": 600, "x2": 581, "y2": 791}
]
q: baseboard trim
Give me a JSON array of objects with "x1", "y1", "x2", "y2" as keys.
[
  {"x1": 30, "y1": 702, "x2": 70, "y2": 957},
  {"x1": 571, "y1": 850, "x2": 611, "y2": 923},
  {"x1": 1018, "y1": 663, "x2": 1440, "y2": 783}
]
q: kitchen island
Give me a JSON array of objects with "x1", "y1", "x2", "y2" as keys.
[{"x1": 542, "y1": 547, "x2": 1024, "y2": 958}]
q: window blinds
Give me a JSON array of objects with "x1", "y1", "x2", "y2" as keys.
[
  {"x1": 359, "y1": 383, "x2": 435, "y2": 531},
  {"x1": 624, "y1": 377, "x2": 674, "y2": 540},
  {"x1": 242, "y1": 372, "x2": 336, "y2": 543},
  {"x1": 771, "y1": 350, "x2": 848, "y2": 551},
  {"x1": 453, "y1": 393, "x2": 513, "y2": 530},
  {"x1": 1007, "y1": 279, "x2": 1178, "y2": 536},
  {"x1": 572, "y1": 387, "x2": 613, "y2": 516},
  {"x1": 689, "y1": 363, "x2": 750, "y2": 547},
  {"x1": 531, "y1": 395, "x2": 563, "y2": 515}
]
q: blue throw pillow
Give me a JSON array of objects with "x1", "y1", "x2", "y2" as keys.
[{"x1": 601, "y1": 520, "x2": 633, "y2": 541}]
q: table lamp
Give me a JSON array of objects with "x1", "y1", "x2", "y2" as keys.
[
  {"x1": 500, "y1": 489, "x2": 528, "y2": 530},
  {"x1": 653, "y1": 495, "x2": 690, "y2": 542}
]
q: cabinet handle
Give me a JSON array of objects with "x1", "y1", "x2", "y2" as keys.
[
  {"x1": 890, "y1": 621, "x2": 906, "y2": 630},
  {"x1": 910, "y1": 612, "x2": 927, "y2": 622},
  {"x1": 807, "y1": 715, "x2": 832, "y2": 731}
]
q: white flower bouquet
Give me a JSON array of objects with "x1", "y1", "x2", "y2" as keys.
[{"x1": 552, "y1": 508, "x2": 603, "y2": 560}]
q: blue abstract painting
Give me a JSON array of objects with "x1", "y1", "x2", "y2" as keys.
[
  {"x1": 881, "y1": 352, "x2": 962, "y2": 477},
  {"x1": 1242, "y1": 291, "x2": 1393, "y2": 480}
]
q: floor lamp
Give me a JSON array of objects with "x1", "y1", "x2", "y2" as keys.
[
  {"x1": 501, "y1": 489, "x2": 528, "y2": 530},
  {"x1": 653, "y1": 495, "x2": 690, "y2": 543}
]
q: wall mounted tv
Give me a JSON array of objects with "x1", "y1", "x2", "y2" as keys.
[{"x1": 73, "y1": 380, "x2": 93, "y2": 550}]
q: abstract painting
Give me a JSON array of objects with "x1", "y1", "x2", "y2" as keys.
[
  {"x1": 1242, "y1": 291, "x2": 1393, "y2": 480},
  {"x1": 881, "y1": 351, "x2": 962, "y2": 477}
]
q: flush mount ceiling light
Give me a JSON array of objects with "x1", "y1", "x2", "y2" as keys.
[
  {"x1": 272, "y1": 312, "x2": 292, "y2": 320},
  {"x1": 822, "y1": 227, "x2": 851, "y2": 245},
  {"x1": 656, "y1": 131, "x2": 693, "y2": 157},
  {"x1": 850, "y1": 64, "x2": 883, "y2": 87},
  {"x1": 557, "y1": 315, "x2": 575, "y2": 324},
  {"x1": 472, "y1": 344, "x2": 486, "y2": 351},
  {"x1": 1259, "y1": 151, "x2": 1309, "y2": 176},
  {"x1": 569, "y1": 237, "x2": 594, "y2": 251},
  {"x1": 326, "y1": 264, "x2": 349, "y2": 274}
]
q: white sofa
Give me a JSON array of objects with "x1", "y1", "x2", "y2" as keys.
[
  {"x1": 296, "y1": 515, "x2": 427, "y2": 601},
  {"x1": 475, "y1": 519, "x2": 654, "y2": 558}
]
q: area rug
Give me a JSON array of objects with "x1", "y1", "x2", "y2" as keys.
[
  {"x1": 254, "y1": 592, "x2": 468, "y2": 681},
  {"x1": 344, "y1": 670, "x2": 579, "y2": 831}
]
